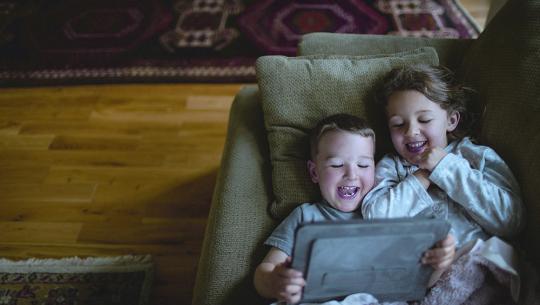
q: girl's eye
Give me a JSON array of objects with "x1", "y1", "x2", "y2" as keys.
[
  {"x1": 357, "y1": 164, "x2": 369, "y2": 169},
  {"x1": 330, "y1": 164, "x2": 343, "y2": 168},
  {"x1": 390, "y1": 122, "x2": 404, "y2": 128},
  {"x1": 419, "y1": 119, "x2": 432, "y2": 123}
]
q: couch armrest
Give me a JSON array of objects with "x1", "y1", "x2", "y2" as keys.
[
  {"x1": 298, "y1": 33, "x2": 473, "y2": 70},
  {"x1": 192, "y1": 86, "x2": 277, "y2": 305}
]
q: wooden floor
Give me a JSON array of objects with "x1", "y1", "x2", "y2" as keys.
[
  {"x1": 0, "y1": 2, "x2": 489, "y2": 305},
  {"x1": 0, "y1": 84, "x2": 242, "y2": 305}
]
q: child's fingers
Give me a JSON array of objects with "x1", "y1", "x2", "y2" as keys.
[
  {"x1": 276, "y1": 265, "x2": 303, "y2": 279},
  {"x1": 279, "y1": 275, "x2": 306, "y2": 287},
  {"x1": 423, "y1": 247, "x2": 454, "y2": 262},
  {"x1": 278, "y1": 283, "x2": 304, "y2": 304},
  {"x1": 438, "y1": 234, "x2": 456, "y2": 247},
  {"x1": 422, "y1": 253, "x2": 453, "y2": 265},
  {"x1": 423, "y1": 234, "x2": 455, "y2": 261},
  {"x1": 430, "y1": 259, "x2": 452, "y2": 270},
  {"x1": 281, "y1": 290, "x2": 302, "y2": 305},
  {"x1": 422, "y1": 251, "x2": 453, "y2": 269},
  {"x1": 423, "y1": 245, "x2": 455, "y2": 265}
]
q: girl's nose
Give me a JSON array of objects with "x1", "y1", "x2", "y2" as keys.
[{"x1": 405, "y1": 123, "x2": 419, "y2": 136}]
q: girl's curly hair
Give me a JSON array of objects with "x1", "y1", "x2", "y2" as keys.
[{"x1": 377, "y1": 64, "x2": 480, "y2": 140}]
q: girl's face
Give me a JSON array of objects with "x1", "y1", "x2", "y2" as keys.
[
  {"x1": 386, "y1": 90, "x2": 459, "y2": 165},
  {"x1": 308, "y1": 130, "x2": 375, "y2": 212}
]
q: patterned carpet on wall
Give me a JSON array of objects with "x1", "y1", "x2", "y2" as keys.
[{"x1": 0, "y1": 0, "x2": 480, "y2": 86}]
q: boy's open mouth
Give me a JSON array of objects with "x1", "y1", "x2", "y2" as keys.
[
  {"x1": 406, "y1": 141, "x2": 427, "y2": 153},
  {"x1": 337, "y1": 186, "x2": 359, "y2": 199}
]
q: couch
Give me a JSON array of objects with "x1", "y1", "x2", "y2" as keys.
[{"x1": 192, "y1": 0, "x2": 540, "y2": 304}]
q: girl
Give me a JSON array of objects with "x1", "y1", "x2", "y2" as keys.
[{"x1": 361, "y1": 64, "x2": 524, "y2": 249}]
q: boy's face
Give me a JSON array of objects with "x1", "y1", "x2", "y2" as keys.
[
  {"x1": 386, "y1": 90, "x2": 459, "y2": 165},
  {"x1": 308, "y1": 130, "x2": 375, "y2": 212}
]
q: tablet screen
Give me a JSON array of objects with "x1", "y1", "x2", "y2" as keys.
[{"x1": 291, "y1": 218, "x2": 450, "y2": 303}]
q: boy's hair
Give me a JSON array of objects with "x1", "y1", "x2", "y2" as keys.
[
  {"x1": 377, "y1": 64, "x2": 478, "y2": 139},
  {"x1": 310, "y1": 113, "x2": 375, "y2": 159}
]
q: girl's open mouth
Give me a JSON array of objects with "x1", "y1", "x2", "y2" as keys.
[{"x1": 406, "y1": 141, "x2": 427, "y2": 153}]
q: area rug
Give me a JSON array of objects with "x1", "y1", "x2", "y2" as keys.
[
  {"x1": 0, "y1": 255, "x2": 153, "y2": 305},
  {"x1": 0, "y1": 0, "x2": 480, "y2": 86}
]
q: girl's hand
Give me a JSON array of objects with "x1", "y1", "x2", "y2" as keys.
[
  {"x1": 422, "y1": 234, "x2": 456, "y2": 270},
  {"x1": 413, "y1": 169, "x2": 431, "y2": 189},
  {"x1": 416, "y1": 147, "x2": 447, "y2": 171}
]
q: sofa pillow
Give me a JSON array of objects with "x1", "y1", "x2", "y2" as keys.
[
  {"x1": 457, "y1": 0, "x2": 540, "y2": 268},
  {"x1": 256, "y1": 48, "x2": 439, "y2": 219}
]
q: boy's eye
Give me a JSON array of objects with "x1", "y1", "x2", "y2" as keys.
[
  {"x1": 330, "y1": 164, "x2": 343, "y2": 168},
  {"x1": 419, "y1": 118, "x2": 432, "y2": 123},
  {"x1": 357, "y1": 164, "x2": 369, "y2": 168},
  {"x1": 390, "y1": 123, "x2": 404, "y2": 128}
]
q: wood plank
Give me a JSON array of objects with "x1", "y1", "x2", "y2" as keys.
[
  {"x1": 43, "y1": 166, "x2": 212, "y2": 185},
  {"x1": 0, "y1": 134, "x2": 54, "y2": 150},
  {"x1": 0, "y1": 164, "x2": 50, "y2": 184},
  {"x1": 0, "y1": 183, "x2": 96, "y2": 203},
  {"x1": 90, "y1": 177, "x2": 216, "y2": 219},
  {"x1": 0, "y1": 121, "x2": 22, "y2": 135},
  {"x1": 0, "y1": 150, "x2": 165, "y2": 167},
  {"x1": 0, "y1": 222, "x2": 83, "y2": 243},
  {"x1": 19, "y1": 120, "x2": 180, "y2": 136},
  {"x1": 77, "y1": 219, "x2": 208, "y2": 244},
  {"x1": 459, "y1": 0, "x2": 491, "y2": 29},
  {"x1": 0, "y1": 201, "x2": 106, "y2": 223},
  {"x1": 49, "y1": 135, "x2": 141, "y2": 151}
]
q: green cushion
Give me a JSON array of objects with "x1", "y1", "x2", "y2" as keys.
[
  {"x1": 298, "y1": 33, "x2": 473, "y2": 70},
  {"x1": 458, "y1": 0, "x2": 540, "y2": 268},
  {"x1": 256, "y1": 48, "x2": 439, "y2": 219}
]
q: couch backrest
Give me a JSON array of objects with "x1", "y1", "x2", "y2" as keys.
[
  {"x1": 457, "y1": 0, "x2": 540, "y2": 269},
  {"x1": 298, "y1": 33, "x2": 473, "y2": 71}
]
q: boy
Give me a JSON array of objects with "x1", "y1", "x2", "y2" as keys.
[{"x1": 254, "y1": 113, "x2": 455, "y2": 304}]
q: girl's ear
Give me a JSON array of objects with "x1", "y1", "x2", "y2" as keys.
[
  {"x1": 447, "y1": 111, "x2": 460, "y2": 132},
  {"x1": 307, "y1": 160, "x2": 319, "y2": 183}
]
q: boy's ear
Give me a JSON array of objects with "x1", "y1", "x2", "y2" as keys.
[
  {"x1": 447, "y1": 111, "x2": 460, "y2": 132},
  {"x1": 307, "y1": 160, "x2": 319, "y2": 183}
]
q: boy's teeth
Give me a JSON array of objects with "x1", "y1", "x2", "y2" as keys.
[{"x1": 338, "y1": 186, "x2": 358, "y2": 197}]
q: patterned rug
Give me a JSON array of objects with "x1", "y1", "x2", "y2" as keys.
[
  {"x1": 0, "y1": 255, "x2": 153, "y2": 305},
  {"x1": 0, "y1": 0, "x2": 480, "y2": 86}
]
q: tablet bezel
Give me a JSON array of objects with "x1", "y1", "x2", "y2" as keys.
[{"x1": 291, "y1": 218, "x2": 450, "y2": 303}]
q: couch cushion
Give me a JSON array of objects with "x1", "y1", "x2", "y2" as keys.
[
  {"x1": 458, "y1": 0, "x2": 540, "y2": 268},
  {"x1": 256, "y1": 48, "x2": 439, "y2": 219}
]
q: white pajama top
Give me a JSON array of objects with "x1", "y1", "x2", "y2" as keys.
[{"x1": 361, "y1": 137, "x2": 524, "y2": 248}]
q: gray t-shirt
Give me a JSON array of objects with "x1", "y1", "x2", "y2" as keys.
[{"x1": 264, "y1": 201, "x2": 362, "y2": 256}]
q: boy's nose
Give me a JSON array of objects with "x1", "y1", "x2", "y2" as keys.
[{"x1": 344, "y1": 165, "x2": 358, "y2": 179}]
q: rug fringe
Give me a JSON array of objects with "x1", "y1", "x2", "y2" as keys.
[{"x1": 0, "y1": 254, "x2": 153, "y2": 273}]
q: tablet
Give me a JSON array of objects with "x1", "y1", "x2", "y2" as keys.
[{"x1": 291, "y1": 218, "x2": 450, "y2": 303}]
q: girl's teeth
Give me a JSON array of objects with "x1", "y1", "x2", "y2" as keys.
[{"x1": 406, "y1": 141, "x2": 426, "y2": 153}]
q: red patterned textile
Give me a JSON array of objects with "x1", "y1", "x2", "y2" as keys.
[{"x1": 0, "y1": 0, "x2": 480, "y2": 86}]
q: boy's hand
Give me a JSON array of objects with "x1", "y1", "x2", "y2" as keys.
[
  {"x1": 416, "y1": 147, "x2": 447, "y2": 172},
  {"x1": 269, "y1": 258, "x2": 305, "y2": 304},
  {"x1": 422, "y1": 234, "x2": 455, "y2": 270}
]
